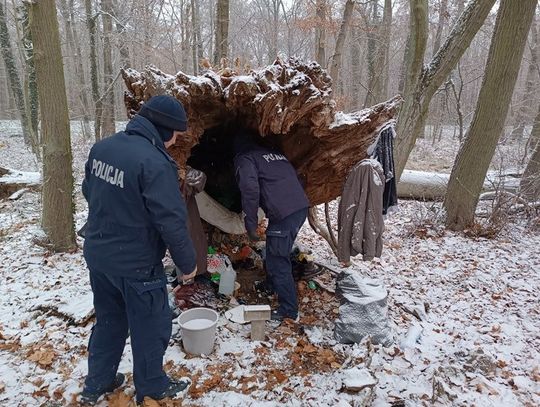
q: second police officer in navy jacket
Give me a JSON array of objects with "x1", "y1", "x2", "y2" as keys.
[{"x1": 234, "y1": 130, "x2": 310, "y2": 322}]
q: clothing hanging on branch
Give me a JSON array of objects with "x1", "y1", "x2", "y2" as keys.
[{"x1": 372, "y1": 125, "x2": 398, "y2": 214}]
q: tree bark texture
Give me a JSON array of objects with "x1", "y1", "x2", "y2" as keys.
[
  {"x1": 112, "y1": 0, "x2": 131, "y2": 68},
  {"x1": 0, "y1": 3, "x2": 31, "y2": 143},
  {"x1": 213, "y1": 0, "x2": 229, "y2": 65},
  {"x1": 395, "y1": 0, "x2": 497, "y2": 180},
  {"x1": 432, "y1": 0, "x2": 449, "y2": 56},
  {"x1": 444, "y1": 0, "x2": 537, "y2": 230},
  {"x1": 85, "y1": 0, "x2": 102, "y2": 141},
  {"x1": 329, "y1": 0, "x2": 355, "y2": 89},
  {"x1": 100, "y1": 0, "x2": 116, "y2": 137},
  {"x1": 521, "y1": 102, "x2": 540, "y2": 201},
  {"x1": 68, "y1": 0, "x2": 92, "y2": 135},
  {"x1": 510, "y1": 17, "x2": 538, "y2": 140},
  {"x1": 16, "y1": 4, "x2": 40, "y2": 157},
  {"x1": 314, "y1": 0, "x2": 327, "y2": 67},
  {"x1": 122, "y1": 59, "x2": 401, "y2": 205},
  {"x1": 364, "y1": 0, "x2": 382, "y2": 107},
  {"x1": 521, "y1": 138, "x2": 540, "y2": 201},
  {"x1": 191, "y1": 0, "x2": 202, "y2": 74},
  {"x1": 29, "y1": 0, "x2": 76, "y2": 251}
]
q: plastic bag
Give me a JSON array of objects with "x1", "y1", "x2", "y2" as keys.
[
  {"x1": 207, "y1": 253, "x2": 233, "y2": 275},
  {"x1": 334, "y1": 271, "x2": 393, "y2": 346}
]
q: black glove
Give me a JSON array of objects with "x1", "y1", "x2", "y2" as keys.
[{"x1": 247, "y1": 230, "x2": 260, "y2": 241}]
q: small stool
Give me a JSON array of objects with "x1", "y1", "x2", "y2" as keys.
[{"x1": 243, "y1": 305, "x2": 271, "y2": 341}]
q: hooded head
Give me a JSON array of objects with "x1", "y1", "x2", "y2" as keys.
[{"x1": 138, "y1": 95, "x2": 188, "y2": 142}]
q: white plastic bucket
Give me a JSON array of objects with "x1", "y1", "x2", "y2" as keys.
[{"x1": 178, "y1": 307, "x2": 219, "y2": 355}]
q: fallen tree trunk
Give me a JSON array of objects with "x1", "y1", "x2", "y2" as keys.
[
  {"x1": 122, "y1": 58, "x2": 401, "y2": 205},
  {"x1": 398, "y1": 169, "x2": 521, "y2": 201},
  {"x1": 0, "y1": 166, "x2": 41, "y2": 200}
]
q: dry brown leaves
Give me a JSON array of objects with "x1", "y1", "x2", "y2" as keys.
[
  {"x1": 189, "y1": 364, "x2": 229, "y2": 398},
  {"x1": 108, "y1": 391, "x2": 136, "y2": 407},
  {"x1": 0, "y1": 382, "x2": 5, "y2": 394},
  {"x1": 27, "y1": 346, "x2": 56, "y2": 368},
  {"x1": 0, "y1": 335, "x2": 21, "y2": 352}
]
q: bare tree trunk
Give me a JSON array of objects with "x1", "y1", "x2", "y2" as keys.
[
  {"x1": 191, "y1": 0, "x2": 202, "y2": 74},
  {"x1": 350, "y1": 25, "x2": 361, "y2": 110},
  {"x1": 112, "y1": 0, "x2": 130, "y2": 68},
  {"x1": 432, "y1": 0, "x2": 449, "y2": 56},
  {"x1": 521, "y1": 102, "x2": 540, "y2": 202},
  {"x1": 329, "y1": 0, "x2": 354, "y2": 89},
  {"x1": 0, "y1": 2, "x2": 31, "y2": 144},
  {"x1": 429, "y1": 0, "x2": 449, "y2": 144},
  {"x1": 448, "y1": 63, "x2": 465, "y2": 142},
  {"x1": 314, "y1": 0, "x2": 327, "y2": 67},
  {"x1": 510, "y1": 17, "x2": 538, "y2": 140},
  {"x1": 68, "y1": 0, "x2": 92, "y2": 138},
  {"x1": 85, "y1": 0, "x2": 102, "y2": 141},
  {"x1": 364, "y1": 0, "x2": 381, "y2": 107},
  {"x1": 15, "y1": 3, "x2": 40, "y2": 158},
  {"x1": 101, "y1": 0, "x2": 116, "y2": 137},
  {"x1": 377, "y1": 0, "x2": 392, "y2": 103},
  {"x1": 395, "y1": 0, "x2": 497, "y2": 180},
  {"x1": 269, "y1": 0, "x2": 279, "y2": 63},
  {"x1": 365, "y1": 0, "x2": 392, "y2": 106},
  {"x1": 213, "y1": 0, "x2": 229, "y2": 66},
  {"x1": 444, "y1": 0, "x2": 537, "y2": 230},
  {"x1": 29, "y1": 0, "x2": 76, "y2": 251},
  {"x1": 180, "y1": 0, "x2": 191, "y2": 70},
  {"x1": 521, "y1": 137, "x2": 540, "y2": 201}
]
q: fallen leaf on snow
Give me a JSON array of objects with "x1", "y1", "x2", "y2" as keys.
[
  {"x1": 108, "y1": 391, "x2": 135, "y2": 407},
  {"x1": 532, "y1": 366, "x2": 540, "y2": 382},
  {"x1": 0, "y1": 382, "x2": 5, "y2": 393},
  {"x1": 27, "y1": 349, "x2": 55, "y2": 367},
  {"x1": 142, "y1": 397, "x2": 161, "y2": 407}
]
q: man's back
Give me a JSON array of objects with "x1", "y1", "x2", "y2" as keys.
[
  {"x1": 234, "y1": 142, "x2": 309, "y2": 233},
  {"x1": 82, "y1": 115, "x2": 193, "y2": 276}
]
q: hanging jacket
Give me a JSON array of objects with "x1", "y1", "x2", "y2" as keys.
[
  {"x1": 372, "y1": 126, "x2": 398, "y2": 214},
  {"x1": 337, "y1": 159, "x2": 385, "y2": 263},
  {"x1": 82, "y1": 114, "x2": 196, "y2": 277},
  {"x1": 234, "y1": 142, "x2": 309, "y2": 234},
  {"x1": 182, "y1": 167, "x2": 208, "y2": 276}
]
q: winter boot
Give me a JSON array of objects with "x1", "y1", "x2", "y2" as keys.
[
  {"x1": 140, "y1": 377, "x2": 191, "y2": 403},
  {"x1": 79, "y1": 373, "x2": 125, "y2": 405}
]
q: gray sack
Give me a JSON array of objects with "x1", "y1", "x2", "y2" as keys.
[{"x1": 334, "y1": 271, "x2": 393, "y2": 346}]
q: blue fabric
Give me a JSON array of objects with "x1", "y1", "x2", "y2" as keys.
[
  {"x1": 234, "y1": 144, "x2": 309, "y2": 234},
  {"x1": 265, "y1": 208, "x2": 308, "y2": 318},
  {"x1": 84, "y1": 265, "x2": 172, "y2": 402},
  {"x1": 82, "y1": 114, "x2": 196, "y2": 277}
]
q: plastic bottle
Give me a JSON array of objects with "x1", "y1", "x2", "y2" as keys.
[{"x1": 218, "y1": 261, "x2": 236, "y2": 296}]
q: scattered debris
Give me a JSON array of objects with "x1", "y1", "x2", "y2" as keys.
[{"x1": 341, "y1": 367, "x2": 377, "y2": 392}]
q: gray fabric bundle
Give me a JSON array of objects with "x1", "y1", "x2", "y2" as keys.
[{"x1": 334, "y1": 271, "x2": 393, "y2": 346}]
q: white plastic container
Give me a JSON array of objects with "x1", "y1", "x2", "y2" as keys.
[
  {"x1": 178, "y1": 307, "x2": 219, "y2": 355},
  {"x1": 218, "y1": 264, "x2": 236, "y2": 296}
]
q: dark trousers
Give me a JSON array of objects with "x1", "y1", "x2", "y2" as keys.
[
  {"x1": 84, "y1": 265, "x2": 172, "y2": 402},
  {"x1": 265, "y1": 207, "x2": 308, "y2": 318}
]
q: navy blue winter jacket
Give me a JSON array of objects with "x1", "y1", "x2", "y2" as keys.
[
  {"x1": 82, "y1": 115, "x2": 196, "y2": 277},
  {"x1": 234, "y1": 143, "x2": 310, "y2": 234}
]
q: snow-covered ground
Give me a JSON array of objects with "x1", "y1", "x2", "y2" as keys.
[{"x1": 1, "y1": 121, "x2": 539, "y2": 406}]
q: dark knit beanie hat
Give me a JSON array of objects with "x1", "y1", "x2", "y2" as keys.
[{"x1": 138, "y1": 95, "x2": 188, "y2": 142}]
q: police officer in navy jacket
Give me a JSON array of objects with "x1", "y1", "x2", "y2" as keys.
[
  {"x1": 234, "y1": 130, "x2": 309, "y2": 321},
  {"x1": 80, "y1": 95, "x2": 197, "y2": 404}
]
